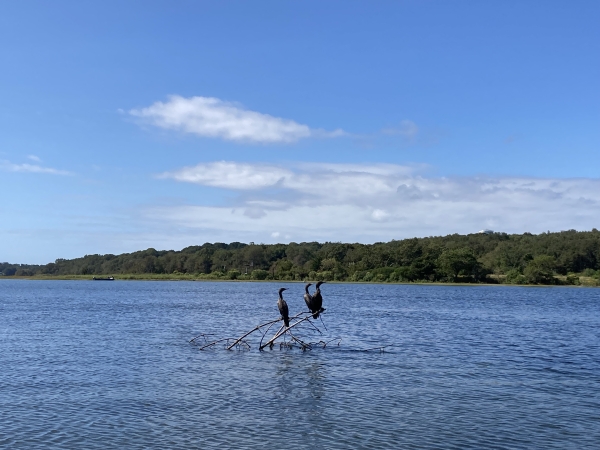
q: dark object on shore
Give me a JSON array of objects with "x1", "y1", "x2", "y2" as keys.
[
  {"x1": 303, "y1": 283, "x2": 313, "y2": 311},
  {"x1": 311, "y1": 281, "x2": 325, "y2": 319},
  {"x1": 277, "y1": 287, "x2": 290, "y2": 327},
  {"x1": 92, "y1": 276, "x2": 114, "y2": 281}
]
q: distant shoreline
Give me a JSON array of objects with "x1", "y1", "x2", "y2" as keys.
[
  {"x1": 2, "y1": 274, "x2": 598, "y2": 288},
  {"x1": 4, "y1": 230, "x2": 600, "y2": 287}
]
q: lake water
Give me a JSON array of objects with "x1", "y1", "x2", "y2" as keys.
[{"x1": 1, "y1": 280, "x2": 599, "y2": 449}]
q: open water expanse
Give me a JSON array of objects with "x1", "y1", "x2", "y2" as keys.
[{"x1": 1, "y1": 280, "x2": 599, "y2": 449}]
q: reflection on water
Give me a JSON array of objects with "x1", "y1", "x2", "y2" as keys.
[{"x1": 1, "y1": 280, "x2": 599, "y2": 449}]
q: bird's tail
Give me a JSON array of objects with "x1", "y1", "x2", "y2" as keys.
[{"x1": 284, "y1": 317, "x2": 290, "y2": 327}]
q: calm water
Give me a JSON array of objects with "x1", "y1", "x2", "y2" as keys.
[{"x1": 1, "y1": 280, "x2": 599, "y2": 449}]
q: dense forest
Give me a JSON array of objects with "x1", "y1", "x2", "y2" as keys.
[{"x1": 2, "y1": 229, "x2": 600, "y2": 285}]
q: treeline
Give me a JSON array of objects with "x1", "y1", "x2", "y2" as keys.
[
  {"x1": 0, "y1": 262, "x2": 40, "y2": 277},
  {"x1": 3, "y1": 229, "x2": 600, "y2": 285}
]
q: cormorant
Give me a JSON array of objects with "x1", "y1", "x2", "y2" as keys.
[
  {"x1": 311, "y1": 281, "x2": 325, "y2": 319},
  {"x1": 277, "y1": 287, "x2": 290, "y2": 327},
  {"x1": 303, "y1": 283, "x2": 313, "y2": 312}
]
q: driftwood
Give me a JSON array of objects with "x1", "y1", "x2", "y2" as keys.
[
  {"x1": 190, "y1": 307, "x2": 392, "y2": 353},
  {"x1": 190, "y1": 310, "x2": 326, "y2": 351},
  {"x1": 191, "y1": 311, "x2": 311, "y2": 351}
]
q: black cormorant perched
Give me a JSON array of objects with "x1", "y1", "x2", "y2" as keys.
[
  {"x1": 277, "y1": 287, "x2": 290, "y2": 327},
  {"x1": 311, "y1": 281, "x2": 325, "y2": 319},
  {"x1": 303, "y1": 283, "x2": 313, "y2": 312}
]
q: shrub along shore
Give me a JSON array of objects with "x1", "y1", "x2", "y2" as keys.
[{"x1": 2, "y1": 229, "x2": 600, "y2": 286}]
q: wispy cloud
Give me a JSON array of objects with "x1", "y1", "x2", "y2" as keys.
[
  {"x1": 382, "y1": 120, "x2": 419, "y2": 140},
  {"x1": 148, "y1": 161, "x2": 600, "y2": 242},
  {"x1": 160, "y1": 161, "x2": 416, "y2": 201},
  {"x1": 159, "y1": 161, "x2": 292, "y2": 189},
  {"x1": 27, "y1": 154, "x2": 42, "y2": 162},
  {"x1": 0, "y1": 159, "x2": 72, "y2": 176},
  {"x1": 130, "y1": 95, "x2": 345, "y2": 144},
  {"x1": 353, "y1": 120, "x2": 424, "y2": 149}
]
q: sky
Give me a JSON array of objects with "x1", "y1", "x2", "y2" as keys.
[{"x1": 1, "y1": 1, "x2": 599, "y2": 264}]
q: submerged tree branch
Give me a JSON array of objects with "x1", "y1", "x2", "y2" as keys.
[
  {"x1": 189, "y1": 332, "x2": 215, "y2": 344},
  {"x1": 259, "y1": 313, "x2": 317, "y2": 350},
  {"x1": 197, "y1": 338, "x2": 236, "y2": 350},
  {"x1": 359, "y1": 344, "x2": 395, "y2": 352},
  {"x1": 190, "y1": 308, "x2": 391, "y2": 353},
  {"x1": 225, "y1": 317, "x2": 282, "y2": 350}
]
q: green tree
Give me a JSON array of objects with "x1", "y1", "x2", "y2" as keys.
[
  {"x1": 227, "y1": 269, "x2": 241, "y2": 280},
  {"x1": 250, "y1": 269, "x2": 269, "y2": 280},
  {"x1": 504, "y1": 269, "x2": 526, "y2": 284},
  {"x1": 437, "y1": 248, "x2": 479, "y2": 281},
  {"x1": 523, "y1": 255, "x2": 556, "y2": 284}
]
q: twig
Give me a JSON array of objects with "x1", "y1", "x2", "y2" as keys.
[
  {"x1": 259, "y1": 321, "x2": 280, "y2": 348},
  {"x1": 197, "y1": 338, "x2": 236, "y2": 350},
  {"x1": 189, "y1": 332, "x2": 215, "y2": 343},
  {"x1": 360, "y1": 344, "x2": 395, "y2": 352},
  {"x1": 304, "y1": 318, "x2": 323, "y2": 335},
  {"x1": 319, "y1": 315, "x2": 328, "y2": 331},
  {"x1": 288, "y1": 330, "x2": 312, "y2": 351},
  {"x1": 321, "y1": 337, "x2": 342, "y2": 348},
  {"x1": 263, "y1": 324, "x2": 285, "y2": 350},
  {"x1": 235, "y1": 340, "x2": 251, "y2": 350}
]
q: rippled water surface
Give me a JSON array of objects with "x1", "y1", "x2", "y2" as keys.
[{"x1": 1, "y1": 280, "x2": 599, "y2": 449}]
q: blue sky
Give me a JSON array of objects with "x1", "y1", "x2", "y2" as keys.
[{"x1": 1, "y1": 1, "x2": 599, "y2": 264}]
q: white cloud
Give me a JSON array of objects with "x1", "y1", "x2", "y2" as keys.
[
  {"x1": 129, "y1": 95, "x2": 345, "y2": 144},
  {"x1": 148, "y1": 161, "x2": 600, "y2": 243},
  {"x1": 27, "y1": 155, "x2": 41, "y2": 162},
  {"x1": 371, "y1": 209, "x2": 389, "y2": 221},
  {"x1": 159, "y1": 161, "x2": 291, "y2": 189},
  {"x1": 0, "y1": 160, "x2": 71, "y2": 176}
]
